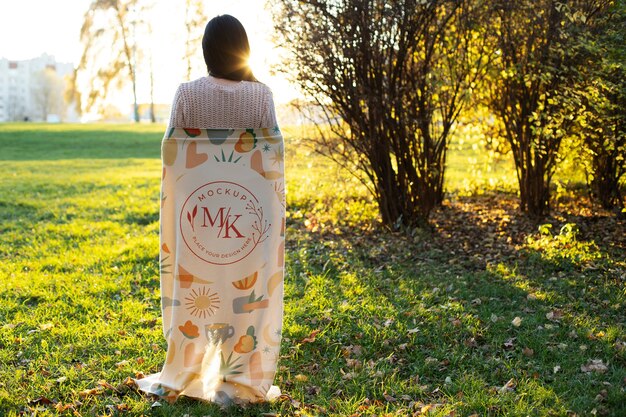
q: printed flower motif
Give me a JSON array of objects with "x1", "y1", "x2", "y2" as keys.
[
  {"x1": 234, "y1": 326, "x2": 258, "y2": 354},
  {"x1": 179, "y1": 320, "x2": 199, "y2": 339},
  {"x1": 234, "y1": 129, "x2": 257, "y2": 153}
]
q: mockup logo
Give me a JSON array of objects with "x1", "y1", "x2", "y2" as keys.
[{"x1": 180, "y1": 181, "x2": 271, "y2": 265}]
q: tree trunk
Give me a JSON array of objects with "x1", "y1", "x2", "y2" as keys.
[
  {"x1": 592, "y1": 153, "x2": 623, "y2": 209},
  {"x1": 519, "y1": 162, "x2": 550, "y2": 217}
]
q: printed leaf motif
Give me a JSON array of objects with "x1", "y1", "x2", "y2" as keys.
[
  {"x1": 215, "y1": 148, "x2": 242, "y2": 163},
  {"x1": 187, "y1": 205, "x2": 198, "y2": 232},
  {"x1": 160, "y1": 255, "x2": 171, "y2": 275},
  {"x1": 220, "y1": 352, "x2": 243, "y2": 380}
]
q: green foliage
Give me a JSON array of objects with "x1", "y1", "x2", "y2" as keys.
[
  {"x1": 527, "y1": 223, "x2": 604, "y2": 267},
  {"x1": 483, "y1": 0, "x2": 613, "y2": 216},
  {"x1": 568, "y1": 0, "x2": 626, "y2": 208}
]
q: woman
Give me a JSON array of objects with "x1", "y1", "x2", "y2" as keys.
[
  {"x1": 135, "y1": 14, "x2": 284, "y2": 406},
  {"x1": 169, "y1": 14, "x2": 277, "y2": 129}
]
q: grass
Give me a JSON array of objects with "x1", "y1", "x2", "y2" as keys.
[{"x1": 0, "y1": 123, "x2": 624, "y2": 416}]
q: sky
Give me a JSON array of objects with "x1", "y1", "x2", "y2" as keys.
[{"x1": 0, "y1": 0, "x2": 296, "y2": 107}]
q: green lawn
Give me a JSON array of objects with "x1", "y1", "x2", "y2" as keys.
[{"x1": 0, "y1": 123, "x2": 624, "y2": 416}]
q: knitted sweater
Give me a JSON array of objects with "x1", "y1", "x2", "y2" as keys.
[{"x1": 168, "y1": 76, "x2": 278, "y2": 129}]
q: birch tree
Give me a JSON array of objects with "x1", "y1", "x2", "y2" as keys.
[{"x1": 78, "y1": 0, "x2": 145, "y2": 121}]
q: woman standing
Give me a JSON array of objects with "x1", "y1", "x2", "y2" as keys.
[{"x1": 135, "y1": 14, "x2": 284, "y2": 406}]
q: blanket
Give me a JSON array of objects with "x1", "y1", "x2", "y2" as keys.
[{"x1": 136, "y1": 127, "x2": 285, "y2": 404}]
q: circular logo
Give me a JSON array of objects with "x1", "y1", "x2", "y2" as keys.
[{"x1": 180, "y1": 181, "x2": 270, "y2": 265}]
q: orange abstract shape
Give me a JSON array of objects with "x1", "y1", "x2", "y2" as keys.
[
  {"x1": 234, "y1": 130, "x2": 257, "y2": 153},
  {"x1": 162, "y1": 140, "x2": 178, "y2": 166},
  {"x1": 232, "y1": 271, "x2": 257, "y2": 290},
  {"x1": 166, "y1": 339, "x2": 176, "y2": 364},
  {"x1": 162, "y1": 243, "x2": 170, "y2": 254},
  {"x1": 250, "y1": 150, "x2": 283, "y2": 179},
  {"x1": 184, "y1": 342, "x2": 203, "y2": 367},
  {"x1": 186, "y1": 141, "x2": 208, "y2": 168},
  {"x1": 249, "y1": 351, "x2": 269, "y2": 384},
  {"x1": 277, "y1": 241, "x2": 284, "y2": 267},
  {"x1": 178, "y1": 320, "x2": 199, "y2": 339},
  {"x1": 267, "y1": 271, "x2": 283, "y2": 297},
  {"x1": 176, "y1": 264, "x2": 213, "y2": 288}
]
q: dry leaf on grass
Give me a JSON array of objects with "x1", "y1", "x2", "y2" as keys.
[
  {"x1": 300, "y1": 329, "x2": 320, "y2": 344},
  {"x1": 581, "y1": 359, "x2": 608, "y2": 373}
]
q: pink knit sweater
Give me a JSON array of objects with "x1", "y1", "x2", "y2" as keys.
[{"x1": 168, "y1": 76, "x2": 278, "y2": 129}]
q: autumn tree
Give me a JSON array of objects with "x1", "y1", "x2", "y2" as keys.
[
  {"x1": 78, "y1": 0, "x2": 145, "y2": 121},
  {"x1": 485, "y1": 0, "x2": 613, "y2": 216},
  {"x1": 273, "y1": 0, "x2": 491, "y2": 228}
]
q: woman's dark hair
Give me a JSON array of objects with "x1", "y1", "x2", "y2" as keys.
[{"x1": 202, "y1": 15, "x2": 257, "y2": 82}]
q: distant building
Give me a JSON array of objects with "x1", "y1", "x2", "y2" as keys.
[{"x1": 0, "y1": 54, "x2": 78, "y2": 122}]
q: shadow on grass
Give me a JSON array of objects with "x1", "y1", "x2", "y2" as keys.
[{"x1": 277, "y1": 204, "x2": 626, "y2": 416}]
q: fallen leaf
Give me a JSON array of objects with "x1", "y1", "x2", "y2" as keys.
[
  {"x1": 294, "y1": 374, "x2": 308, "y2": 382},
  {"x1": 464, "y1": 337, "x2": 478, "y2": 347},
  {"x1": 301, "y1": 329, "x2": 320, "y2": 344},
  {"x1": 342, "y1": 345, "x2": 363, "y2": 357},
  {"x1": 503, "y1": 338, "x2": 516, "y2": 350},
  {"x1": 546, "y1": 310, "x2": 564, "y2": 321},
  {"x1": 97, "y1": 380, "x2": 118, "y2": 392},
  {"x1": 306, "y1": 385, "x2": 321, "y2": 395},
  {"x1": 78, "y1": 387, "x2": 102, "y2": 397},
  {"x1": 498, "y1": 378, "x2": 516, "y2": 393},
  {"x1": 383, "y1": 392, "x2": 396, "y2": 402},
  {"x1": 522, "y1": 347, "x2": 534, "y2": 357},
  {"x1": 512, "y1": 316, "x2": 522, "y2": 327},
  {"x1": 54, "y1": 402, "x2": 74, "y2": 412},
  {"x1": 346, "y1": 358, "x2": 361, "y2": 369},
  {"x1": 581, "y1": 359, "x2": 608, "y2": 373},
  {"x1": 425, "y1": 357, "x2": 439, "y2": 365},
  {"x1": 29, "y1": 397, "x2": 53, "y2": 405}
]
